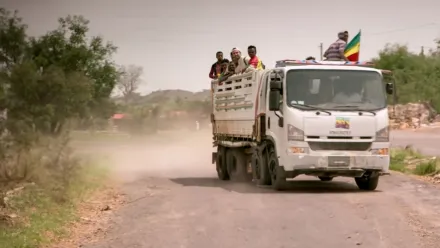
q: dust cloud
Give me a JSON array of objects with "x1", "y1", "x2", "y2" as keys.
[{"x1": 75, "y1": 129, "x2": 216, "y2": 183}]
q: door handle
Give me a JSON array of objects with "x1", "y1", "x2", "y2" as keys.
[{"x1": 268, "y1": 117, "x2": 270, "y2": 129}]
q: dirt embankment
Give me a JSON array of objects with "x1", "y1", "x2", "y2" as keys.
[{"x1": 389, "y1": 102, "x2": 439, "y2": 130}]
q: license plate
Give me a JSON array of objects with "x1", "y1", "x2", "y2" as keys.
[{"x1": 328, "y1": 156, "x2": 350, "y2": 167}]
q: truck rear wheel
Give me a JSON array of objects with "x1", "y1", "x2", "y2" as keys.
[
  {"x1": 251, "y1": 149, "x2": 271, "y2": 185},
  {"x1": 226, "y1": 148, "x2": 250, "y2": 182},
  {"x1": 355, "y1": 175, "x2": 379, "y2": 191},
  {"x1": 267, "y1": 147, "x2": 286, "y2": 190},
  {"x1": 216, "y1": 146, "x2": 229, "y2": 180}
]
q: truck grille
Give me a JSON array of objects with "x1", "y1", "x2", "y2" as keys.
[{"x1": 308, "y1": 142, "x2": 371, "y2": 151}]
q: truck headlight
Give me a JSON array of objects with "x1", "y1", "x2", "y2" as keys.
[
  {"x1": 288, "y1": 124, "x2": 304, "y2": 141},
  {"x1": 375, "y1": 126, "x2": 389, "y2": 142}
]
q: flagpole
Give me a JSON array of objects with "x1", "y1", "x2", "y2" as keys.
[{"x1": 358, "y1": 29, "x2": 361, "y2": 61}]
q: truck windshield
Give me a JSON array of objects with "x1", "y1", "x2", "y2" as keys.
[{"x1": 286, "y1": 69, "x2": 386, "y2": 111}]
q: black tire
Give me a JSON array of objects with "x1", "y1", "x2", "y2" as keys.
[
  {"x1": 216, "y1": 146, "x2": 229, "y2": 180},
  {"x1": 318, "y1": 176, "x2": 333, "y2": 182},
  {"x1": 267, "y1": 147, "x2": 286, "y2": 190},
  {"x1": 226, "y1": 148, "x2": 249, "y2": 181},
  {"x1": 355, "y1": 176, "x2": 379, "y2": 191},
  {"x1": 251, "y1": 149, "x2": 271, "y2": 186}
]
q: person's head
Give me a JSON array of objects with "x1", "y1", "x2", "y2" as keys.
[
  {"x1": 338, "y1": 31, "x2": 349, "y2": 42},
  {"x1": 221, "y1": 59, "x2": 229, "y2": 72},
  {"x1": 228, "y1": 61, "x2": 236, "y2": 72},
  {"x1": 306, "y1": 56, "x2": 315, "y2": 60},
  {"x1": 231, "y1": 47, "x2": 242, "y2": 61},
  {"x1": 216, "y1": 51, "x2": 223, "y2": 61},
  {"x1": 248, "y1": 45, "x2": 257, "y2": 58}
]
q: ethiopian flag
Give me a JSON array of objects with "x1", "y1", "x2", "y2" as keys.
[{"x1": 344, "y1": 30, "x2": 361, "y2": 61}]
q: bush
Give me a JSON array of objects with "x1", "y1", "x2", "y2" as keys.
[
  {"x1": 0, "y1": 131, "x2": 79, "y2": 202},
  {"x1": 390, "y1": 148, "x2": 439, "y2": 176},
  {"x1": 413, "y1": 160, "x2": 438, "y2": 176},
  {"x1": 374, "y1": 43, "x2": 440, "y2": 111}
]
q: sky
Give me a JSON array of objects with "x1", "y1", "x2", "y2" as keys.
[{"x1": 2, "y1": 0, "x2": 440, "y2": 93}]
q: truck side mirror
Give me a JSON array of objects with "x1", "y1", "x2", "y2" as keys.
[
  {"x1": 269, "y1": 90, "x2": 281, "y2": 111},
  {"x1": 386, "y1": 82, "x2": 393, "y2": 95}
]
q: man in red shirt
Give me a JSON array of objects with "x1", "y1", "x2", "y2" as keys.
[
  {"x1": 246, "y1": 45, "x2": 265, "y2": 71},
  {"x1": 209, "y1": 51, "x2": 224, "y2": 79}
]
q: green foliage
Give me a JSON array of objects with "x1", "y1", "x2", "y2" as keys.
[
  {"x1": 0, "y1": 8, "x2": 120, "y2": 136},
  {"x1": 27, "y1": 15, "x2": 119, "y2": 118},
  {"x1": 0, "y1": 8, "x2": 27, "y2": 68},
  {"x1": 413, "y1": 160, "x2": 437, "y2": 175},
  {"x1": 390, "y1": 149, "x2": 408, "y2": 172},
  {"x1": 373, "y1": 42, "x2": 440, "y2": 111},
  {"x1": 390, "y1": 148, "x2": 439, "y2": 175},
  {"x1": 3, "y1": 62, "x2": 93, "y2": 136}
]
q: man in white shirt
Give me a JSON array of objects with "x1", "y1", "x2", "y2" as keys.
[
  {"x1": 333, "y1": 91, "x2": 362, "y2": 103},
  {"x1": 332, "y1": 77, "x2": 363, "y2": 103},
  {"x1": 231, "y1": 47, "x2": 248, "y2": 74}
]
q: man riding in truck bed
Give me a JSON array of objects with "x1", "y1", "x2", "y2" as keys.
[{"x1": 323, "y1": 31, "x2": 349, "y2": 61}]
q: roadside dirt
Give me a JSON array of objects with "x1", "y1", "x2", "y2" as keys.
[
  {"x1": 63, "y1": 129, "x2": 440, "y2": 248},
  {"x1": 47, "y1": 185, "x2": 125, "y2": 248}
]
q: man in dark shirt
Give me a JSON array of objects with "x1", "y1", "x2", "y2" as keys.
[{"x1": 209, "y1": 51, "x2": 224, "y2": 79}]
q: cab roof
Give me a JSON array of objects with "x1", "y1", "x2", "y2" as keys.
[{"x1": 275, "y1": 60, "x2": 392, "y2": 75}]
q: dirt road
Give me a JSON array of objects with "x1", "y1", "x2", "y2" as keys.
[{"x1": 83, "y1": 130, "x2": 440, "y2": 248}]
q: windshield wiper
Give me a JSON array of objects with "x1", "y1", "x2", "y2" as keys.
[
  {"x1": 333, "y1": 105, "x2": 376, "y2": 116},
  {"x1": 291, "y1": 104, "x2": 331, "y2": 115}
]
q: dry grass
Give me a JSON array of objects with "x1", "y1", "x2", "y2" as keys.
[
  {"x1": 390, "y1": 147, "x2": 439, "y2": 175},
  {"x1": 0, "y1": 132, "x2": 110, "y2": 248}
]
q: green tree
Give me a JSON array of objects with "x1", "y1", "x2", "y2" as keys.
[
  {"x1": 0, "y1": 8, "x2": 27, "y2": 69},
  {"x1": 0, "y1": 9, "x2": 119, "y2": 135},
  {"x1": 373, "y1": 42, "x2": 440, "y2": 111},
  {"x1": 3, "y1": 62, "x2": 92, "y2": 136},
  {"x1": 27, "y1": 15, "x2": 119, "y2": 119}
]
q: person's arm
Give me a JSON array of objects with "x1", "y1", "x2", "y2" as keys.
[
  {"x1": 338, "y1": 42, "x2": 349, "y2": 61},
  {"x1": 209, "y1": 64, "x2": 216, "y2": 79},
  {"x1": 242, "y1": 57, "x2": 251, "y2": 72}
]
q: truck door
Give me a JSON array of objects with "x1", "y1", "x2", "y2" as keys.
[
  {"x1": 259, "y1": 72, "x2": 270, "y2": 114},
  {"x1": 265, "y1": 70, "x2": 285, "y2": 153}
]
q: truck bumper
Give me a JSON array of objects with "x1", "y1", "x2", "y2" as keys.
[{"x1": 281, "y1": 154, "x2": 389, "y2": 177}]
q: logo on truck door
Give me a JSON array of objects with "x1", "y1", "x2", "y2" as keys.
[{"x1": 335, "y1": 117, "x2": 350, "y2": 129}]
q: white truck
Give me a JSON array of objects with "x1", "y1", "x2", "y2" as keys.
[{"x1": 211, "y1": 60, "x2": 394, "y2": 191}]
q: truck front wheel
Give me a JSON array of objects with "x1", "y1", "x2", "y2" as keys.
[
  {"x1": 216, "y1": 146, "x2": 229, "y2": 180},
  {"x1": 355, "y1": 175, "x2": 379, "y2": 191},
  {"x1": 267, "y1": 147, "x2": 286, "y2": 190}
]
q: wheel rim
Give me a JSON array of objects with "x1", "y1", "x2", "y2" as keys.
[
  {"x1": 230, "y1": 156, "x2": 237, "y2": 174},
  {"x1": 255, "y1": 156, "x2": 261, "y2": 179},
  {"x1": 269, "y1": 159, "x2": 277, "y2": 181},
  {"x1": 217, "y1": 155, "x2": 224, "y2": 174}
]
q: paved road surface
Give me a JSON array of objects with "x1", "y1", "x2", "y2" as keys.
[{"x1": 83, "y1": 130, "x2": 440, "y2": 248}]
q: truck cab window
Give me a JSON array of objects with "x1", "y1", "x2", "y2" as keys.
[{"x1": 286, "y1": 69, "x2": 386, "y2": 111}]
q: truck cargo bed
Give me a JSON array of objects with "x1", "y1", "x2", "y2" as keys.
[{"x1": 211, "y1": 70, "x2": 266, "y2": 139}]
